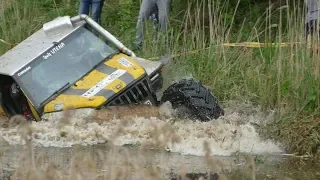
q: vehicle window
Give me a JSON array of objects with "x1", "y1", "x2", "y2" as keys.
[{"x1": 14, "y1": 25, "x2": 118, "y2": 108}]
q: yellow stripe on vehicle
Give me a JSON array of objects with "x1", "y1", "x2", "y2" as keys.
[
  {"x1": 71, "y1": 64, "x2": 129, "y2": 94},
  {"x1": 105, "y1": 54, "x2": 146, "y2": 80},
  {"x1": 72, "y1": 70, "x2": 108, "y2": 89},
  {"x1": 44, "y1": 95, "x2": 107, "y2": 113},
  {"x1": 27, "y1": 99, "x2": 41, "y2": 121},
  {"x1": 0, "y1": 106, "x2": 6, "y2": 117}
]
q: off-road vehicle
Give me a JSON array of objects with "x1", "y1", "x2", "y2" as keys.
[{"x1": 0, "y1": 15, "x2": 224, "y2": 122}]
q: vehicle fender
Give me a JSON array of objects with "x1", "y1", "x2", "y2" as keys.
[
  {"x1": 0, "y1": 106, "x2": 6, "y2": 118},
  {"x1": 26, "y1": 99, "x2": 41, "y2": 121}
]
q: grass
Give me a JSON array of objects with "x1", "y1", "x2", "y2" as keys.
[
  {"x1": 0, "y1": 0, "x2": 79, "y2": 54},
  {"x1": 136, "y1": 0, "x2": 320, "y2": 157},
  {"x1": 0, "y1": 0, "x2": 319, "y2": 158}
]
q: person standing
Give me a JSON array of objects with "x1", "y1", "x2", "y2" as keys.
[
  {"x1": 134, "y1": 0, "x2": 172, "y2": 50},
  {"x1": 79, "y1": 0, "x2": 105, "y2": 25},
  {"x1": 305, "y1": 0, "x2": 320, "y2": 39}
]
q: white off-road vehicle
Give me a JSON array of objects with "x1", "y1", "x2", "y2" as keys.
[{"x1": 0, "y1": 15, "x2": 224, "y2": 122}]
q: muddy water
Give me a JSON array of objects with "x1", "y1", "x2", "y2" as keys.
[
  {"x1": 0, "y1": 101, "x2": 282, "y2": 155},
  {"x1": 0, "y1": 101, "x2": 319, "y2": 179},
  {"x1": 0, "y1": 144, "x2": 314, "y2": 180}
]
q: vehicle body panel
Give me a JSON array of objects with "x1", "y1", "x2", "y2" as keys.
[
  {"x1": 43, "y1": 53, "x2": 147, "y2": 113},
  {"x1": 0, "y1": 15, "x2": 164, "y2": 121},
  {"x1": 27, "y1": 100, "x2": 41, "y2": 121},
  {"x1": 131, "y1": 57, "x2": 163, "y2": 77},
  {"x1": 0, "y1": 107, "x2": 5, "y2": 117},
  {"x1": 0, "y1": 20, "x2": 85, "y2": 76}
]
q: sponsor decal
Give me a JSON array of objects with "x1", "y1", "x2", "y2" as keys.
[
  {"x1": 17, "y1": 66, "x2": 31, "y2": 76},
  {"x1": 43, "y1": 42, "x2": 65, "y2": 60},
  {"x1": 118, "y1": 57, "x2": 133, "y2": 68},
  {"x1": 81, "y1": 69, "x2": 127, "y2": 98},
  {"x1": 54, "y1": 103, "x2": 64, "y2": 111}
]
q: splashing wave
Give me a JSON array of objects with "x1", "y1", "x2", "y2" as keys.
[{"x1": 0, "y1": 101, "x2": 283, "y2": 156}]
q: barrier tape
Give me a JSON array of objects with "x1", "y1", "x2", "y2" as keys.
[
  {"x1": 0, "y1": 39, "x2": 306, "y2": 59},
  {"x1": 222, "y1": 42, "x2": 303, "y2": 47},
  {"x1": 148, "y1": 41, "x2": 306, "y2": 60}
]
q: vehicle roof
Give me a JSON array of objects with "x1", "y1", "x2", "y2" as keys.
[{"x1": 0, "y1": 19, "x2": 85, "y2": 76}]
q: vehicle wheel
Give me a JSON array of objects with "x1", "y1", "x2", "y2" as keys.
[{"x1": 160, "y1": 79, "x2": 224, "y2": 122}]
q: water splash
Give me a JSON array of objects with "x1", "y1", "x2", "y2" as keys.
[{"x1": 0, "y1": 100, "x2": 283, "y2": 156}]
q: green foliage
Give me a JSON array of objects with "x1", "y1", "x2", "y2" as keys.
[
  {"x1": 100, "y1": 0, "x2": 139, "y2": 35},
  {"x1": 260, "y1": 113, "x2": 320, "y2": 155},
  {"x1": 0, "y1": 0, "x2": 78, "y2": 54}
]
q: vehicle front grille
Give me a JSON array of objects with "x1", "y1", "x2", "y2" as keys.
[{"x1": 105, "y1": 77, "x2": 153, "y2": 106}]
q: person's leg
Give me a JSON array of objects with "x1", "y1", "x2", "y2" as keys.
[
  {"x1": 79, "y1": 0, "x2": 90, "y2": 15},
  {"x1": 150, "y1": 4, "x2": 159, "y2": 42},
  {"x1": 91, "y1": 0, "x2": 104, "y2": 25},
  {"x1": 306, "y1": 22, "x2": 312, "y2": 49},
  {"x1": 155, "y1": 0, "x2": 171, "y2": 49},
  {"x1": 306, "y1": 19, "x2": 320, "y2": 53},
  {"x1": 315, "y1": 19, "x2": 320, "y2": 40},
  {"x1": 156, "y1": 0, "x2": 171, "y2": 32},
  {"x1": 308, "y1": 20, "x2": 318, "y2": 41},
  {"x1": 135, "y1": 0, "x2": 157, "y2": 49},
  {"x1": 150, "y1": 4, "x2": 159, "y2": 29}
]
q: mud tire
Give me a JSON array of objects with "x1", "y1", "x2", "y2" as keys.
[{"x1": 161, "y1": 79, "x2": 224, "y2": 122}]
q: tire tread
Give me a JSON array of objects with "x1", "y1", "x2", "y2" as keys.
[{"x1": 161, "y1": 79, "x2": 224, "y2": 121}]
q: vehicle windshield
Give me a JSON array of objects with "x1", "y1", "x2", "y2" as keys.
[{"x1": 15, "y1": 25, "x2": 118, "y2": 108}]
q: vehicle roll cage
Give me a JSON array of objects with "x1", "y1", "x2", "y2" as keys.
[{"x1": 43, "y1": 14, "x2": 136, "y2": 58}]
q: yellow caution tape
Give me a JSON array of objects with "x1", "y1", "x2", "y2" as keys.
[
  {"x1": 223, "y1": 42, "x2": 303, "y2": 47},
  {"x1": 148, "y1": 41, "x2": 305, "y2": 60}
]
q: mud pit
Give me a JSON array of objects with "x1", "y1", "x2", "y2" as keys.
[{"x1": 0, "y1": 101, "x2": 317, "y2": 179}]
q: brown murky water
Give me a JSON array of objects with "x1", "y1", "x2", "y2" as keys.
[
  {"x1": 0, "y1": 101, "x2": 318, "y2": 179},
  {"x1": 0, "y1": 144, "x2": 319, "y2": 180}
]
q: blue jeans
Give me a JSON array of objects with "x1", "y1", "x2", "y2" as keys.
[{"x1": 79, "y1": 0, "x2": 104, "y2": 25}]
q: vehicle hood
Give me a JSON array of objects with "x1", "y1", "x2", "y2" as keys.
[
  {"x1": 43, "y1": 54, "x2": 146, "y2": 113},
  {"x1": 131, "y1": 57, "x2": 163, "y2": 76}
]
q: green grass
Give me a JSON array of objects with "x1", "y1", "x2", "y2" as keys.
[
  {"x1": 0, "y1": 0, "x2": 79, "y2": 54},
  {"x1": 0, "y1": 0, "x2": 319, "y2": 157},
  {"x1": 259, "y1": 112, "x2": 320, "y2": 156}
]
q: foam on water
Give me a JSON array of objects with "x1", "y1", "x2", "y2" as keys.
[{"x1": 0, "y1": 101, "x2": 283, "y2": 156}]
